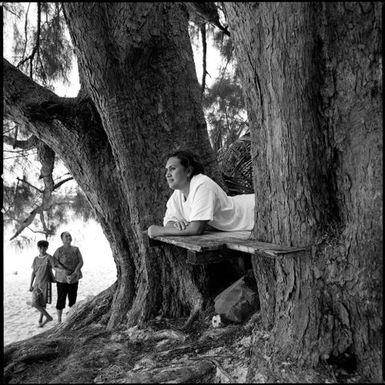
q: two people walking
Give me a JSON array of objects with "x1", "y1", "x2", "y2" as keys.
[{"x1": 29, "y1": 231, "x2": 83, "y2": 326}]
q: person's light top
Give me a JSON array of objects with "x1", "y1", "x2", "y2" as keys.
[
  {"x1": 52, "y1": 245, "x2": 83, "y2": 283},
  {"x1": 163, "y1": 173, "x2": 255, "y2": 231}
]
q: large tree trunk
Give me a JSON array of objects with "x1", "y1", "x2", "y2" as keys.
[
  {"x1": 223, "y1": 2, "x2": 382, "y2": 381},
  {"x1": 4, "y1": 3, "x2": 223, "y2": 331}
]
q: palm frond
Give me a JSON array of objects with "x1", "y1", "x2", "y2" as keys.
[{"x1": 217, "y1": 132, "x2": 253, "y2": 195}]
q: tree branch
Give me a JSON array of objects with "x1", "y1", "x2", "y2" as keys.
[
  {"x1": 2, "y1": 4, "x2": 22, "y2": 17},
  {"x1": 39, "y1": 211, "x2": 53, "y2": 236},
  {"x1": 9, "y1": 140, "x2": 57, "y2": 240},
  {"x1": 13, "y1": 125, "x2": 19, "y2": 149},
  {"x1": 4, "y1": 58, "x2": 62, "y2": 124},
  {"x1": 9, "y1": 206, "x2": 41, "y2": 241},
  {"x1": 22, "y1": 3, "x2": 31, "y2": 59},
  {"x1": 201, "y1": 23, "x2": 207, "y2": 95},
  {"x1": 3, "y1": 58, "x2": 105, "y2": 146},
  {"x1": 16, "y1": 177, "x2": 43, "y2": 193},
  {"x1": 17, "y1": 2, "x2": 42, "y2": 79},
  {"x1": 3, "y1": 58, "x2": 80, "y2": 145},
  {"x1": 218, "y1": 46, "x2": 235, "y2": 82},
  {"x1": 27, "y1": 228, "x2": 53, "y2": 236},
  {"x1": 10, "y1": 174, "x2": 74, "y2": 240},
  {"x1": 3, "y1": 134, "x2": 39, "y2": 150},
  {"x1": 53, "y1": 177, "x2": 74, "y2": 190},
  {"x1": 186, "y1": 2, "x2": 230, "y2": 36},
  {"x1": 36, "y1": 141, "x2": 55, "y2": 214},
  {"x1": 4, "y1": 153, "x2": 38, "y2": 160}
]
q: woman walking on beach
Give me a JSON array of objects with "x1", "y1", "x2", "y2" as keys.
[
  {"x1": 52, "y1": 231, "x2": 84, "y2": 323},
  {"x1": 29, "y1": 240, "x2": 55, "y2": 327}
]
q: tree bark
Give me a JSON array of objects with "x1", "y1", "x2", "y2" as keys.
[
  {"x1": 4, "y1": 2, "x2": 223, "y2": 331},
  {"x1": 223, "y1": 2, "x2": 382, "y2": 381}
]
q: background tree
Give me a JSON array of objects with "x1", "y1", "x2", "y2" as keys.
[{"x1": 222, "y1": 2, "x2": 382, "y2": 381}]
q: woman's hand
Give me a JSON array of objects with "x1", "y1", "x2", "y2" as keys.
[{"x1": 173, "y1": 220, "x2": 190, "y2": 231}]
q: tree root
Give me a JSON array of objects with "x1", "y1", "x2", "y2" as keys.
[
  {"x1": 4, "y1": 341, "x2": 61, "y2": 383},
  {"x1": 181, "y1": 306, "x2": 201, "y2": 331},
  {"x1": 51, "y1": 282, "x2": 116, "y2": 336},
  {"x1": 115, "y1": 360, "x2": 216, "y2": 383},
  {"x1": 181, "y1": 296, "x2": 205, "y2": 331},
  {"x1": 191, "y1": 356, "x2": 236, "y2": 382}
]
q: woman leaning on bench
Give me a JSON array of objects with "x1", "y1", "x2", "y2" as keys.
[{"x1": 147, "y1": 150, "x2": 255, "y2": 238}]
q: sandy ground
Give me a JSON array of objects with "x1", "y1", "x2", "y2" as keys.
[
  {"x1": 4, "y1": 264, "x2": 116, "y2": 346},
  {"x1": 4, "y1": 219, "x2": 117, "y2": 346}
]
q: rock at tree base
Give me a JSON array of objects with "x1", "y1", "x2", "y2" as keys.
[{"x1": 214, "y1": 272, "x2": 260, "y2": 323}]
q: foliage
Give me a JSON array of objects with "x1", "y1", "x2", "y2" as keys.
[
  {"x1": 3, "y1": 183, "x2": 36, "y2": 227},
  {"x1": 3, "y1": 122, "x2": 95, "y2": 244},
  {"x1": 189, "y1": 18, "x2": 249, "y2": 154},
  {"x1": 204, "y1": 30, "x2": 248, "y2": 153},
  {"x1": 212, "y1": 26, "x2": 233, "y2": 62},
  {"x1": 217, "y1": 133, "x2": 253, "y2": 195},
  {"x1": 2, "y1": 2, "x2": 24, "y2": 18},
  {"x1": 204, "y1": 75, "x2": 248, "y2": 153},
  {"x1": 37, "y1": 3, "x2": 73, "y2": 84},
  {"x1": 3, "y1": 156, "x2": 95, "y2": 243},
  {"x1": 2, "y1": 3, "x2": 90, "y2": 243},
  {"x1": 70, "y1": 189, "x2": 95, "y2": 223},
  {"x1": 3, "y1": 120, "x2": 42, "y2": 230},
  {"x1": 188, "y1": 21, "x2": 201, "y2": 50},
  {"x1": 8, "y1": 2, "x2": 73, "y2": 87}
]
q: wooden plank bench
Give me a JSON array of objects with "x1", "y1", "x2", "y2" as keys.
[
  {"x1": 147, "y1": 230, "x2": 313, "y2": 332},
  {"x1": 147, "y1": 230, "x2": 310, "y2": 265}
]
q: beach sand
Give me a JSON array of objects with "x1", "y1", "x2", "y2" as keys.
[
  {"x1": 4, "y1": 219, "x2": 117, "y2": 346},
  {"x1": 4, "y1": 264, "x2": 116, "y2": 346}
]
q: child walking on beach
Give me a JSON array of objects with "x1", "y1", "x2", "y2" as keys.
[{"x1": 29, "y1": 240, "x2": 55, "y2": 327}]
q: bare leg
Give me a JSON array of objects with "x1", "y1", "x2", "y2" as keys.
[
  {"x1": 33, "y1": 305, "x2": 53, "y2": 327},
  {"x1": 40, "y1": 315, "x2": 53, "y2": 327},
  {"x1": 57, "y1": 309, "x2": 63, "y2": 324}
]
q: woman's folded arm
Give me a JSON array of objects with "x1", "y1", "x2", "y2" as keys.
[{"x1": 148, "y1": 220, "x2": 208, "y2": 238}]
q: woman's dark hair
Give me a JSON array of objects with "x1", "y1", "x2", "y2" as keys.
[
  {"x1": 60, "y1": 231, "x2": 70, "y2": 240},
  {"x1": 37, "y1": 240, "x2": 49, "y2": 248},
  {"x1": 167, "y1": 150, "x2": 204, "y2": 177}
]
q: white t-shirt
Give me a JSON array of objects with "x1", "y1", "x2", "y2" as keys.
[{"x1": 163, "y1": 174, "x2": 255, "y2": 231}]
